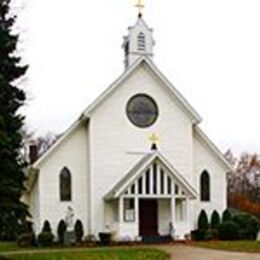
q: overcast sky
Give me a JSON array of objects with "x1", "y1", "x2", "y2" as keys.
[{"x1": 14, "y1": 0, "x2": 260, "y2": 156}]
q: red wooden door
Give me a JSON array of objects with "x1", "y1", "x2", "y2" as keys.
[{"x1": 139, "y1": 199, "x2": 158, "y2": 236}]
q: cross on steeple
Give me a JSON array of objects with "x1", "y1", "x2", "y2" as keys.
[{"x1": 135, "y1": 0, "x2": 145, "y2": 17}]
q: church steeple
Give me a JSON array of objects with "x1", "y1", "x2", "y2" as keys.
[{"x1": 122, "y1": 6, "x2": 155, "y2": 69}]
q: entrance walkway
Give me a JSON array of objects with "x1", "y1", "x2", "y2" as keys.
[{"x1": 159, "y1": 245, "x2": 260, "y2": 260}]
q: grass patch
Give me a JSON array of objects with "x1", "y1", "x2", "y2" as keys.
[
  {"x1": 2, "y1": 248, "x2": 169, "y2": 260},
  {"x1": 195, "y1": 240, "x2": 260, "y2": 253},
  {"x1": 0, "y1": 243, "x2": 19, "y2": 252}
]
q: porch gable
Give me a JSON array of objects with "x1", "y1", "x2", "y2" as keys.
[{"x1": 105, "y1": 152, "x2": 197, "y2": 200}]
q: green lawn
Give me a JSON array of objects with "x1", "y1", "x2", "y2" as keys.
[
  {"x1": 195, "y1": 241, "x2": 260, "y2": 253},
  {"x1": 0, "y1": 248, "x2": 169, "y2": 260},
  {"x1": 0, "y1": 243, "x2": 19, "y2": 252}
]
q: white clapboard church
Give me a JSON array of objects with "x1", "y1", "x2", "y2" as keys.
[{"x1": 25, "y1": 8, "x2": 232, "y2": 240}]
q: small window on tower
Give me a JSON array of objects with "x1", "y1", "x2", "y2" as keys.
[{"x1": 138, "y1": 32, "x2": 146, "y2": 51}]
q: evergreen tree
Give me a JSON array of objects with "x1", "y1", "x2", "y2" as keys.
[
  {"x1": 198, "y1": 210, "x2": 209, "y2": 230},
  {"x1": 0, "y1": 0, "x2": 29, "y2": 240},
  {"x1": 42, "y1": 221, "x2": 52, "y2": 233},
  {"x1": 210, "y1": 210, "x2": 220, "y2": 229},
  {"x1": 74, "y1": 219, "x2": 84, "y2": 242},
  {"x1": 57, "y1": 220, "x2": 67, "y2": 244},
  {"x1": 222, "y1": 209, "x2": 232, "y2": 223}
]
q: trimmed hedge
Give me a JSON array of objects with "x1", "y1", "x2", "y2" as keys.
[
  {"x1": 37, "y1": 220, "x2": 54, "y2": 247},
  {"x1": 198, "y1": 210, "x2": 209, "y2": 230},
  {"x1": 38, "y1": 232, "x2": 54, "y2": 247},
  {"x1": 74, "y1": 220, "x2": 84, "y2": 242},
  {"x1": 205, "y1": 229, "x2": 219, "y2": 240},
  {"x1": 218, "y1": 221, "x2": 239, "y2": 240},
  {"x1": 57, "y1": 220, "x2": 67, "y2": 244},
  {"x1": 222, "y1": 209, "x2": 232, "y2": 223},
  {"x1": 192, "y1": 209, "x2": 260, "y2": 241},
  {"x1": 210, "y1": 210, "x2": 220, "y2": 229},
  {"x1": 191, "y1": 229, "x2": 206, "y2": 241},
  {"x1": 42, "y1": 221, "x2": 51, "y2": 232},
  {"x1": 232, "y1": 213, "x2": 260, "y2": 240}
]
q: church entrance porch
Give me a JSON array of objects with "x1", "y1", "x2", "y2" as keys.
[
  {"x1": 104, "y1": 153, "x2": 197, "y2": 240},
  {"x1": 105, "y1": 196, "x2": 192, "y2": 241}
]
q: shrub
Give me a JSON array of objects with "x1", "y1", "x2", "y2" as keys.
[
  {"x1": 205, "y1": 229, "x2": 219, "y2": 240},
  {"x1": 74, "y1": 220, "x2": 84, "y2": 242},
  {"x1": 38, "y1": 232, "x2": 54, "y2": 247},
  {"x1": 37, "y1": 220, "x2": 54, "y2": 247},
  {"x1": 17, "y1": 232, "x2": 35, "y2": 247},
  {"x1": 232, "y1": 213, "x2": 260, "y2": 240},
  {"x1": 42, "y1": 221, "x2": 51, "y2": 232},
  {"x1": 238, "y1": 229, "x2": 252, "y2": 240},
  {"x1": 210, "y1": 210, "x2": 220, "y2": 229},
  {"x1": 218, "y1": 221, "x2": 239, "y2": 240},
  {"x1": 198, "y1": 210, "x2": 209, "y2": 230},
  {"x1": 222, "y1": 209, "x2": 232, "y2": 223},
  {"x1": 57, "y1": 220, "x2": 67, "y2": 244},
  {"x1": 191, "y1": 229, "x2": 206, "y2": 241},
  {"x1": 98, "y1": 232, "x2": 111, "y2": 246}
]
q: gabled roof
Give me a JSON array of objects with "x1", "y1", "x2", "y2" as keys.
[
  {"x1": 128, "y1": 16, "x2": 153, "y2": 32},
  {"x1": 105, "y1": 151, "x2": 198, "y2": 200},
  {"x1": 32, "y1": 117, "x2": 86, "y2": 168},
  {"x1": 31, "y1": 57, "x2": 232, "y2": 177},
  {"x1": 30, "y1": 57, "x2": 201, "y2": 170},
  {"x1": 82, "y1": 57, "x2": 202, "y2": 123}
]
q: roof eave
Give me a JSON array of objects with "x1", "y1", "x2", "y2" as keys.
[
  {"x1": 194, "y1": 126, "x2": 233, "y2": 172},
  {"x1": 83, "y1": 57, "x2": 144, "y2": 118},
  {"x1": 84, "y1": 57, "x2": 202, "y2": 124},
  {"x1": 144, "y1": 58, "x2": 202, "y2": 124},
  {"x1": 32, "y1": 116, "x2": 89, "y2": 169}
]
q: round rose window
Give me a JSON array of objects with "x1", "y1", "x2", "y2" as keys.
[{"x1": 126, "y1": 94, "x2": 158, "y2": 128}]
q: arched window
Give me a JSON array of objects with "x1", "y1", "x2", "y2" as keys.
[
  {"x1": 200, "y1": 170, "x2": 210, "y2": 201},
  {"x1": 137, "y1": 32, "x2": 146, "y2": 51},
  {"x1": 60, "y1": 167, "x2": 72, "y2": 201}
]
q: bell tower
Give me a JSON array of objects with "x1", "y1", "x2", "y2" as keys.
[{"x1": 122, "y1": 1, "x2": 155, "y2": 69}]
